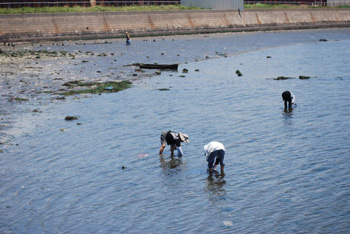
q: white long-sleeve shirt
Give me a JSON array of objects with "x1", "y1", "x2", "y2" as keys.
[
  {"x1": 290, "y1": 92, "x2": 296, "y2": 104},
  {"x1": 204, "y1": 141, "x2": 225, "y2": 160}
]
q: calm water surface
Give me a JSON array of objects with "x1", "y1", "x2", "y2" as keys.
[{"x1": 1, "y1": 29, "x2": 350, "y2": 233}]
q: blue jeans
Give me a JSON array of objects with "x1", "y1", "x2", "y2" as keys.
[{"x1": 207, "y1": 149, "x2": 225, "y2": 169}]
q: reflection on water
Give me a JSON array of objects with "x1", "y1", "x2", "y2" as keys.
[
  {"x1": 1, "y1": 29, "x2": 350, "y2": 233},
  {"x1": 159, "y1": 155, "x2": 183, "y2": 169},
  {"x1": 205, "y1": 173, "x2": 226, "y2": 199}
]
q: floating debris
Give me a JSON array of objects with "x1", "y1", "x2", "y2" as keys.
[
  {"x1": 104, "y1": 86, "x2": 114, "y2": 91},
  {"x1": 223, "y1": 221, "x2": 233, "y2": 226},
  {"x1": 138, "y1": 154, "x2": 149, "y2": 158}
]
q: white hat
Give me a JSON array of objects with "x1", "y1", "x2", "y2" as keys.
[{"x1": 179, "y1": 133, "x2": 189, "y2": 143}]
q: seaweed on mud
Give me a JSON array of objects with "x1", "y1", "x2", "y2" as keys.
[
  {"x1": 59, "y1": 80, "x2": 132, "y2": 96},
  {"x1": 0, "y1": 50, "x2": 70, "y2": 58}
]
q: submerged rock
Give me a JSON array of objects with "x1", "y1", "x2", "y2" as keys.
[
  {"x1": 65, "y1": 116, "x2": 78, "y2": 121},
  {"x1": 274, "y1": 76, "x2": 292, "y2": 80},
  {"x1": 236, "y1": 70, "x2": 243, "y2": 76}
]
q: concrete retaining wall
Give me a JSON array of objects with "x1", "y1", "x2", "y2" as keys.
[{"x1": 0, "y1": 9, "x2": 349, "y2": 41}]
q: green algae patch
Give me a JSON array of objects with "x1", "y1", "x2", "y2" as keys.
[
  {"x1": 14, "y1": 98, "x2": 29, "y2": 102},
  {"x1": 0, "y1": 50, "x2": 69, "y2": 59},
  {"x1": 60, "y1": 80, "x2": 132, "y2": 96}
]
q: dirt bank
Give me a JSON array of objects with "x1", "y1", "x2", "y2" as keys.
[{"x1": 1, "y1": 9, "x2": 350, "y2": 42}]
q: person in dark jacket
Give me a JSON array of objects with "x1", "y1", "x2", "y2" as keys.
[
  {"x1": 282, "y1": 91, "x2": 295, "y2": 109},
  {"x1": 159, "y1": 130, "x2": 189, "y2": 157}
]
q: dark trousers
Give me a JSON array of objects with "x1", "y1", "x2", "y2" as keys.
[{"x1": 207, "y1": 149, "x2": 225, "y2": 169}]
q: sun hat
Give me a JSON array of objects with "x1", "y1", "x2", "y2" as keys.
[{"x1": 179, "y1": 133, "x2": 189, "y2": 143}]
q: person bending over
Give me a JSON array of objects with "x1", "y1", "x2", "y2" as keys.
[
  {"x1": 204, "y1": 141, "x2": 225, "y2": 174},
  {"x1": 282, "y1": 91, "x2": 295, "y2": 109},
  {"x1": 159, "y1": 130, "x2": 189, "y2": 157}
]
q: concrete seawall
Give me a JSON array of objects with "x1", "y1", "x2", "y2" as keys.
[{"x1": 1, "y1": 9, "x2": 350, "y2": 41}]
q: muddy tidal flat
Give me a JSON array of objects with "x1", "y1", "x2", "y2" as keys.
[{"x1": 1, "y1": 28, "x2": 350, "y2": 233}]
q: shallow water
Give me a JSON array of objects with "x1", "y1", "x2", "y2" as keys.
[{"x1": 1, "y1": 29, "x2": 350, "y2": 233}]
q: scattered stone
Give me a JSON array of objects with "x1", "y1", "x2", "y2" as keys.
[
  {"x1": 82, "y1": 60, "x2": 89, "y2": 63},
  {"x1": 155, "y1": 71, "x2": 162, "y2": 75},
  {"x1": 236, "y1": 70, "x2": 243, "y2": 76},
  {"x1": 33, "y1": 109, "x2": 39, "y2": 113},
  {"x1": 182, "y1": 69, "x2": 188, "y2": 73},
  {"x1": 65, "y1": 116, "x2": 78, "y2": 121},
  {"x1": 223, "y1": 221, "x2": 233, "y2": 226},
  {"x1": 195, "y1": 69, "x2": 200, "y2": 72},
  {"x1": 299, "y1": 75, "x2": 311, "y2": 79}
]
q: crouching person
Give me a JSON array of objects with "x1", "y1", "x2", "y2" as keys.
[{"x1": 204, "y1": 141, "x2": 225, "y2": 174}]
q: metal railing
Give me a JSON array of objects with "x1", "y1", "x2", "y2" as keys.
[{"x1": 0, "y1": 1, "x2": 181, "y2": 8}]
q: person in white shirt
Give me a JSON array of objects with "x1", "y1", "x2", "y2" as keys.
[
  {"x1": 282, "y1": 91, "x2": 295, "y2": 109},
  {"x1": 204, "y1": 141, "x2": 225, "y2": 174}
]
